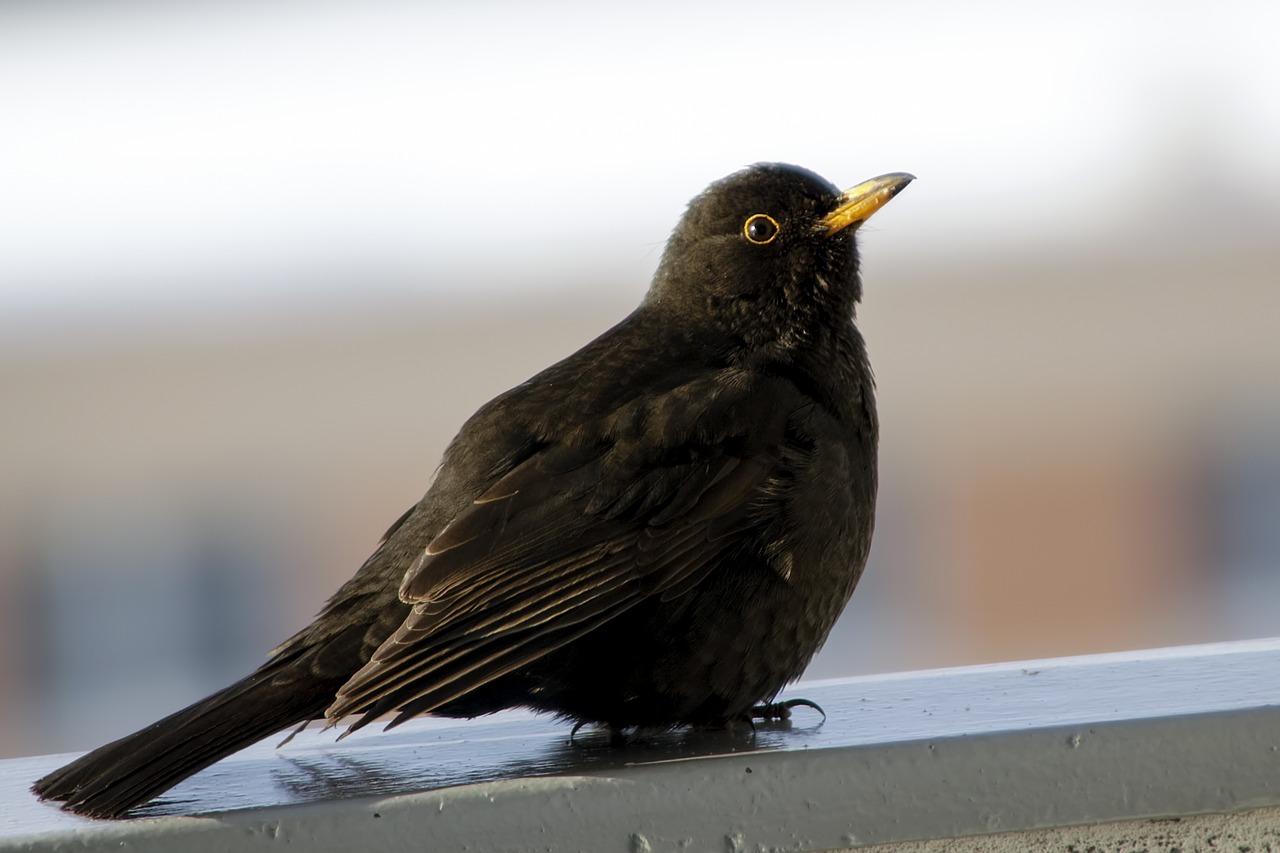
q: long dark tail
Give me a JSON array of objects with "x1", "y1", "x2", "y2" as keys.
[{"x1": 32, "y1": 660, "x2": 345, "y2": 819}]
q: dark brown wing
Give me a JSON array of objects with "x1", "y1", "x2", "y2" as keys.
[{"x1": 324, "y1": 398, "x2": 785, "y2": 732}]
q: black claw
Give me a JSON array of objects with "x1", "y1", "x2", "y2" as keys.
[
  {"x1": 275, "y1": 720, "x2": 310, "y2": 749},
  {"x1": 569, "y1": 721, "x2": 631, "y2": 746},
  {"x1": 750, "y1": 698, "x2": 826, "y2": 722}
]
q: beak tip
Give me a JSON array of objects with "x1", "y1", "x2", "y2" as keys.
[
  {"x1": 884, "y1": 172, "x2": 917, "y2": 192},
  {"x1": 822, "y1": 171, "x2": 916, "y2": 235}
]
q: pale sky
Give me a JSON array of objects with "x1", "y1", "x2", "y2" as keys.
[{"x1": 2, "y1": 0, "x2": 1277, "y2": 326}]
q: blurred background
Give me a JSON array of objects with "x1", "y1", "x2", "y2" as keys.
[{"x1": 2, "y1": 0, "x2": 1278, "y2": 759}]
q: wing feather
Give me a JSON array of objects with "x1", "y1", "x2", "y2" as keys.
[{"x1": 326, "y1": 380, "x2": 794, "y2": 732}]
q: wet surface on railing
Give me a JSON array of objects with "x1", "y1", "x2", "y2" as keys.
[{"x1": 5, "y1": 637, "x2": 1279, "y2": 834}]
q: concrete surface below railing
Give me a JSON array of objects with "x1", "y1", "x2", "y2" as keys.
[
  {"x1": 2, "y1": 638, "x2": 1278, "y2": 852},
  {"x1": 856, "y1": 806, "x2": 1280, "y2": 852}
]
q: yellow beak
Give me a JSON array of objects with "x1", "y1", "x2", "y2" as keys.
[{"x1": 820, "y1": 172, "x2": 915, "y2": 235}]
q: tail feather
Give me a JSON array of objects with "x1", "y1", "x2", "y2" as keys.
[{"x1": 32, "y1": 663, "x2": 343, "y2": 819}]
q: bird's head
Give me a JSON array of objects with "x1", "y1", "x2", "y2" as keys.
[{"x1": 647, "y1": 163, "x2": 913, "y2": 351}]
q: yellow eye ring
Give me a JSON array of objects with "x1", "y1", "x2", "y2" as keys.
[{"x1": 743, "y1": 213, "x2": 780, "y2": 245}]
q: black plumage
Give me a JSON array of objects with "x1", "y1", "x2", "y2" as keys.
[{"x1": 33, "y1": 163, "x2": 912, "y2": 818}]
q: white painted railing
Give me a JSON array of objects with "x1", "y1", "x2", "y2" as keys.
[{"x1": 4, "y1": 638, "x2": 1279, "y2": 852}]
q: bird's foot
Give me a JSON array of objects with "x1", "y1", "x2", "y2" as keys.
[
  {"x1": 276, "y1": 719, "x2": 311, "y2": 748},
  {"x1": 569, "y1": 720, "x2": 628, "y2": 746},
  {"x1": 750, "y1": 698, "x2": 826, "y2": 722}
]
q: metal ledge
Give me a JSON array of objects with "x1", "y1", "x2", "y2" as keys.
[{"x1": 3, "y1": 638, "x2": 1279, "y2": 851}]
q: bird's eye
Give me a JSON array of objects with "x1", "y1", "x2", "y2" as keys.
[{"x1": 743, "y1": 213, "x2": 780, "y2": 245}]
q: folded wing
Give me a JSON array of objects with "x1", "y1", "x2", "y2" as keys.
[{"x1": 326, "y1": 379, "x2": 790, "y2": 732}]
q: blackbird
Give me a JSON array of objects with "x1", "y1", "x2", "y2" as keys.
[{"x1": 33, "y1": 163, "x2": 913, "y2": 819}]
